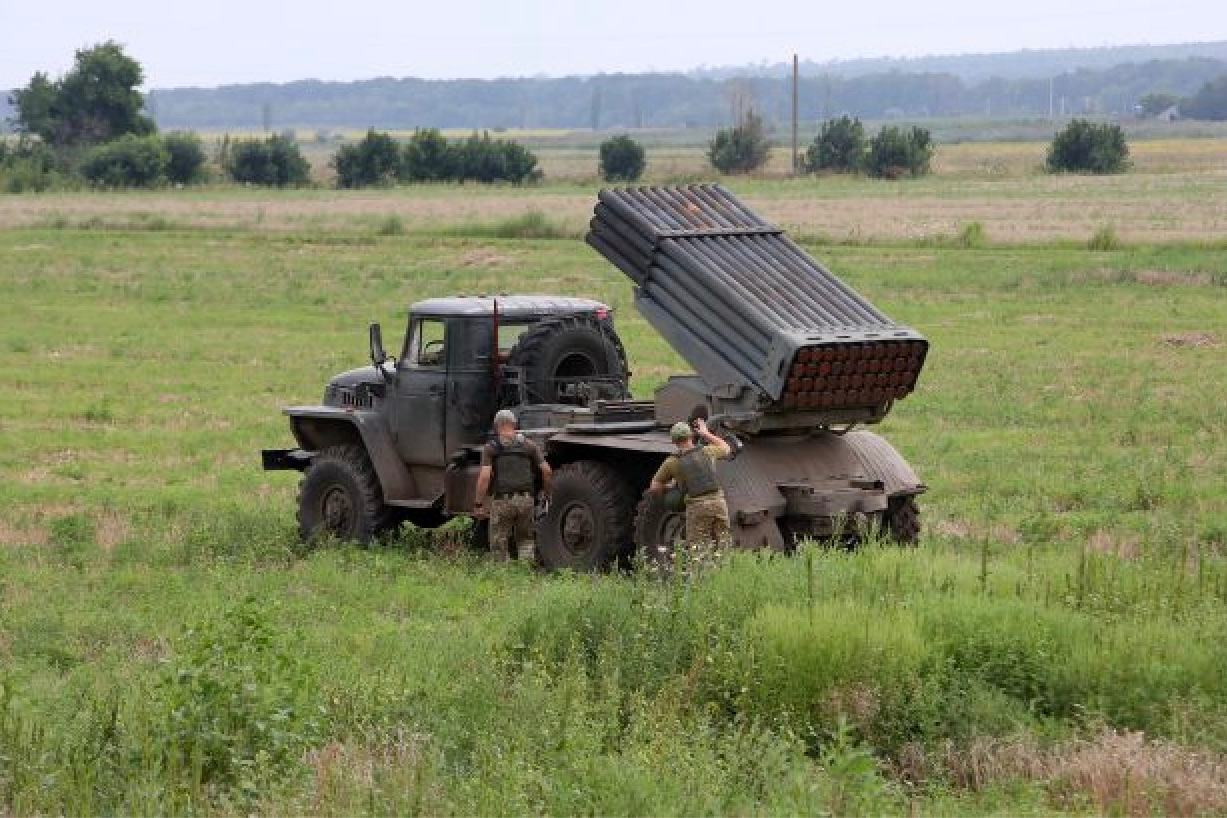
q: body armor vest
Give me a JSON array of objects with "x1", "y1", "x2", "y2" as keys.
[
  {"x1": 676, "y1": 446, "x2": 720, "y2": 497},
  {"x1": 491, "y1": 436, "x2": 538, "y2": 495}
]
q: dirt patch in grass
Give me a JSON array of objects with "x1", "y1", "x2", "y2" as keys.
[
  {"x1": 1162, "y1": 332, "x2": 1221, "y2": 348},
  {"x1": 459, "y1": 247, "x2": 514, "y2": 267},
  {"x1": 0, "y1": 518, "x2": 45, "y2": 546}
]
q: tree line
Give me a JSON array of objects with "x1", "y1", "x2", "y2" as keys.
[
  {"x1": 0, "y1": 43, "x2": 1170, "y2": 192},
  {"x1": 66, "y1": 57, "x2": 1227, "y2": 131}
]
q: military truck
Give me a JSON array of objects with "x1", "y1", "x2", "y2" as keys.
[{"x1": 262, "y1": 185, "x2": 928, "y2": 570}]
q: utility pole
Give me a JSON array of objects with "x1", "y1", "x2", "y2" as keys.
[
  {"x1": 791, "y1": 54, "x2": 799, "y2": 176},
  {"x1": 1048, "y1": 76, "x2": 1054, "y2": 121}
]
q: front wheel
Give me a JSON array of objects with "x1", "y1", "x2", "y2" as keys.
[
  {"x1": 297, "y1": 445, "x2": 394, "y2": 543},
  {"x1": 537, "y1": 461, "x2": 634, "y2": 572}
]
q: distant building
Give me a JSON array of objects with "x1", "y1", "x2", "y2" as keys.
[{"x1": 1156, "y1": 105, "x2": 1181, "y2": 122}]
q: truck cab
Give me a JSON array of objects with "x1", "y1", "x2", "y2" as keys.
[{"x1": 262, "y1": 295, "x2": 629, "y2": 539}]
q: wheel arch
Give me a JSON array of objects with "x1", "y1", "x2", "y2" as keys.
[
  {"x1": 286, "y1": 407, "x2": 417, "y2": 504},
  {"x1": 543, "y1": 439, "x2": 665, "y2": 494}
]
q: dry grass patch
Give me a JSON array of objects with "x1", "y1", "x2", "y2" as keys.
[
  {"x1": 932, "y1": 517, "x2": 1021, "y2": 545},
  {"x1": 306, "y1": 730, "x2": 434, "y2": 806},
  {"x1": 940, "y1": 730, "x2": 1227, "y2": 817},
  {"x1": 1135, "y1": 270, "x2": 1217, "y2": 287},
  {"x1": 1087, "y1": 529, "x2": 1142, "y2": 559}
]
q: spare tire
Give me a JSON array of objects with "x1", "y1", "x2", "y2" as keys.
[{"x1": 507, "y1": 313, "x2": 630, "y2": 405}]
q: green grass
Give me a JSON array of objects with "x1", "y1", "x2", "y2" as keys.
[{"x1": 2, "y1": 216, "x2": 1227, "y2": 814}]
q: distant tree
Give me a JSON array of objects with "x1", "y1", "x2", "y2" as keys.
[
  {"x1": 80, "y1": 134, "x2": 168, "y2": 188},
  {"x1": 162, "y1": 131, "x2": 206, "y2": 184},
  {"x1": 707, "y1": 110, "x2": 771, "y2": 174},
  {"x1": 226, "y1": 134, "x2": 310, "y2": 186},
  {"x1": 598, "y1": 134, "x2": 646, "y2": 182},
  {"x1": 1137, "y1": 92, "x2": 1182, "y2": 117},
  {"x1": 1046, "y1": 119, "x2": 1129, "y2": 174},
  {"x1": 864, "y1": 125, "x2": 933, "y2": 178},
  {"x1": 10, "y1": 41, "x2": 155, "y2": 148},
  {"x1": 803, "y1": 116, "x2": 866, "y2": 173},
  {"x1": 1182, "y1": 75, "x2": 1227, "y2": 120},
  {"x1": 332, "y1": 129, "x2": 402, "y2": 188},
  {"x1": 402, "y1": 128, "x2": 454, "y2": 182}
]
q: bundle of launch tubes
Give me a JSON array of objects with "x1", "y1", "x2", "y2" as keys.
[{"x1": 585, "y1": 184, "x2": 928, "y2": 416}]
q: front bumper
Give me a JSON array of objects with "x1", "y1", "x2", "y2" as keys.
[{"x1": 261, "y1": 448, "x2": 313, "y2": 471}]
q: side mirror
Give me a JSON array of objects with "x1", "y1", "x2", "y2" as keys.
[{"x1": 369, "y1": 322, "x2": 388, "y2": 367}]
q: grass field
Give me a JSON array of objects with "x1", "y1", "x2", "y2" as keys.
[
  {"x1": 4, "y1": 139, "x2": 1227, "y2": 244},
  {"x1": 2, "y1": 142, "x2": 1227, "y2": 813}
]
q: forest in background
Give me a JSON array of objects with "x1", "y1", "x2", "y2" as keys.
[{"x1": 4, "y1": 42, "x2": 1227, "y2": 132}]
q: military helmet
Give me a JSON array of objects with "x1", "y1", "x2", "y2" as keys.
[
  {"x1": 669, "y1": 421, "x2": 692, "y2": 441},
  {"x1": 493, "y1": 409, "x2": 517, "y2": 427}
]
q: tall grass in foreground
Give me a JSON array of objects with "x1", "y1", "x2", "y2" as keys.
[{"x1": 3, "y1": 521, "x2": 1227, "y2": 815}]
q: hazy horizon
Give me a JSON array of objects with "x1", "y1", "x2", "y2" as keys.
[{"x1": 3, "y1": 0, "x2": 1225, "y2": 90}]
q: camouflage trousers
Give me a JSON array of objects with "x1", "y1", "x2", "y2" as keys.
[
  {"x1": 490, "y1": 493, "x2": 537, "y2": 562},
  {"x1": 685, "y1": 492, "x2": 731, "y2": 547}
]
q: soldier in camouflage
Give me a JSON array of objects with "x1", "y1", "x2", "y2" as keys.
[
  {"x1": 649, "y1": 417, "x2": 732, "y2": 547},
  {"x1": 475, "y1": 409, "x2": 552, "y2": 563}
]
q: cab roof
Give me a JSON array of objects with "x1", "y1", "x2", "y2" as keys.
[{"x1": 409, "y1": 295, "x2": 610, "y2": 319}]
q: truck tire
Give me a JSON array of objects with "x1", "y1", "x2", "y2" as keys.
[
  {"x1": 883, "y1": 495, "x2": 921, "y2": 545},
  {"x1": 297, "y1": 445, "x2": 394, "y2": 543},
  {"x1": 633, "y1": 490, "x2": 687, "y2": 574},
  {"x1": 507, "y1": 314, "x2": 629, "y2": 405},
  {"x1": 537, "y1": 460, "x2": 633, "y2": 571}
]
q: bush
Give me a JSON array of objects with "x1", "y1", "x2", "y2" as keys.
[
  {"x1": 162, "y1": 131, "x2": 206, "y2": 185},
  {"x1": 1046, "y1": 119, "x2": 1129, "y2": 174},
  {"x1": 80, "y1": 134, "x2": 168, "y2": 188},
  {"x1": 708, "y1": 111, "x2": 771, "y2": 174},
  {"x1": 1087, "y1": 225, "x2": 1121, "y2": 251},
  {"x1": 598, "y1": 134, "x2": 646, "y2": 182},
  {"x1": 452, "y1": 131, "x2": 541, "y2": 184},
  {"x1": 864, "y1": 125, "x2": 933, "y2": 179},
  {"x1": 803, "y1": 116, "x2": 866, "y2": 173},
  {"x1": 0, "y1": 138, "x2": 59, "y2": 192},
  {"x1": 402, "y1": 128, "x2": 454, "y2": 182},
  {"x1": 226, "y1": 134, "x2": 310, "y2": 187},
  {"x1": 332, "y1": 129, "x2": 403, "y2": 188}
]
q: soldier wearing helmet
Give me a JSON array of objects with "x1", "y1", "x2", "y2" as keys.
[
  {"x1": 649, "y1": 417, "x2": 732, "y2": 547},
  {"x1": 475, "y1": 409, "x2": 552, "y2": 563}
]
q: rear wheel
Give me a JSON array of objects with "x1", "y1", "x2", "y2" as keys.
[
  {"x1": 297, "y1": 445, "x2": 394, "y2": 543},
  {"x1": 633, "y1": 489, "x2": 687, "y2": 573},
  {"x1": 537, "y1": 461, "x2": 634, "y2": 571},
  {"x1": 883, "y1": 495, "x2": 921, "y2": 545}
]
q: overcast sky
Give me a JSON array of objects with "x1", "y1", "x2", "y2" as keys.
[{"x1": 2, "y1": 0, "x2": 1222, "y2": 89}]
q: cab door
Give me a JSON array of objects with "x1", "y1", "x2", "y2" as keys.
[
  {"x1": 393, "y1": 316, "x2": 448, "y2": 466},
  {"x1": 444, "y1": 318, "x2": 497, "y2": 455}
]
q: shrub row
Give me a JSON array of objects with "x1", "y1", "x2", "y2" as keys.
[
  {"x1": 803, "y1": 116, "x2": 934, "y2": 178},
  {"x1": 333, "y1": 128, "x2": 541, "y2": 188},
  {"x1": 79, "y1": 132, "x2": 206, "y2": 188}
]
